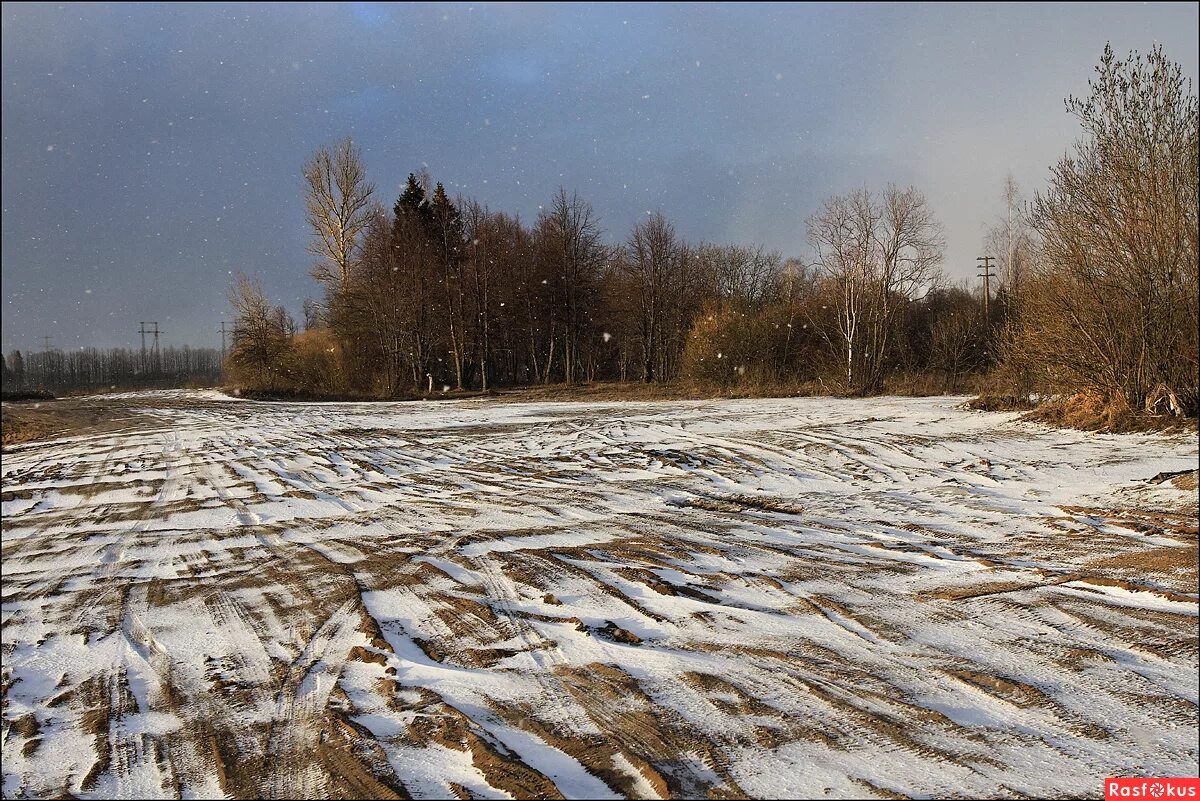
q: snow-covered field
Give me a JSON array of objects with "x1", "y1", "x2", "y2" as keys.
[{"x1": 2, "y1": 390, "x2": 1197, "y2": 799}]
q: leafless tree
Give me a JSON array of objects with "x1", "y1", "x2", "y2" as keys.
[
  {"x1": 807, "y1": 186, "x2": 944, "y2": 390},
  {"x1": 807, "y1": 189, "x2": 878, "y2": 388},
  {"x1": 984, "y1": 173, "x2": 1039, "y2": 298},
  {"x1": 537, "y1": 189, "x2": 606, "y2": 384},
  {"x1": 697, "y1": 242, "x2": 782, "y2": 307},
  {"x1": 1019, "y1": 44, "x2": 1198, "y2": 415},
  {"x1": 304, "y1": 137, "x2": 375, "y2": 287},
  {"x1": 625, "y1": 212, "x2": 682, "y2": 382},
  {"x1": 227, "y1": 272, "x2": 294, "y2": 390}
]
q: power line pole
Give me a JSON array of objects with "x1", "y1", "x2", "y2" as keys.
[
  {"x1": 976, "y1": 256, "x2": 996, "y2": 327},
  {"x1": 151, "y1": 322, "x2": 162, "y2": 374},
  {"x1": 219, "y1": 321, "x2": 232, "y2": 380},
  {"x1": 138, "y1": 321, "x2": 149, "y2": 373}
]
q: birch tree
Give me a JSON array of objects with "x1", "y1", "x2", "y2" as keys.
[
  {"x1": 304, "y1": 137, "x2": 375, "y2": 288},
  {"x1": 807, "y1": 186, "x2": 943, "y2": 390}
]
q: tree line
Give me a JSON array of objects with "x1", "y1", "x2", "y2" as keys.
[
  {"x1": 220, "y1": 44, "x2": 1195, "y2": 421},
  {"x1": 1, "y1": 346, "x2": 222, "y2": 394}
]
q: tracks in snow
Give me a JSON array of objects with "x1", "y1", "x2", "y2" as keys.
[{"x1": 2, "y1": 390, "x2": 1197, "y2": 799}]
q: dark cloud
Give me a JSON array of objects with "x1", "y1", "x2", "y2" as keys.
[{"x1": 3, "y1": 2, "x2": 1196, "y2": 350}]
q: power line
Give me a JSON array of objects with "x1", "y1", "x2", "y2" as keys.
[
  {"x1": 976, "y1": 256, "x2": 996, "y2": 328},
  {"x1": 137, "y1": 321, "x2": 162, "y2": 374}
]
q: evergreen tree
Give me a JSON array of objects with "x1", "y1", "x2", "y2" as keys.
[
  {"x1": 389, "y1": 173, "x2": 436, "y2": 388},
  {"x1": 430, "y1": 182, "x2": 465, "y2": 256},
  {"x1": 393, "y1": 173, "x2": 432, "y2": 231}
]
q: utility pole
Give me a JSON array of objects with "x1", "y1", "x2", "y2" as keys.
[
  {"x1": 976, "y1": 256, "x2": 996, "y2": 327},
  {"x1": 138, "y1": 321, "x2": 149, "y2": 374},
  {"x1": 151, "y1": 322, "x2": 162, "y2": 374},
  {"x1": 137, "y1": 322, "x2": 161, "y2": 374},
  {"x1": 219, "y1": 321, "x2": 232, "y2": 380}
]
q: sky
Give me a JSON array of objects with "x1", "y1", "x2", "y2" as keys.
[{"x1": 2, "y1": 2, "x2": 1197, "y2": 352}]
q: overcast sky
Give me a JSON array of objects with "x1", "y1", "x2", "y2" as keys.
[{"x1": 2, "y1": 2, "x2": 1197, "y2": 352}]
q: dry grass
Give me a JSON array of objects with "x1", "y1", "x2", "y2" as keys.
[
  {"x1": 966, "y1": 391, "x2": 1198, "y2": 434},
  {"x1": 1, "y1": 399, "x2": 145, "y2": 448},
  {"x1": 1, "y1": 406, "x2": 64, "y2": 447},
  {"x1": 964, "y1": 394, "x2": 1038, "y2": 413},
  {"x1": 1023, "y1": 392, "x2": 1197, "y2": 434}
]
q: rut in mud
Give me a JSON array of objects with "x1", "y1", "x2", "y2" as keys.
[{"x1": 2, "y1": 391, "x2": 1197, "y2": 798}]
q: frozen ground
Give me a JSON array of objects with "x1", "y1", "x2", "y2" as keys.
[{"x1": 2, "y1": 390, "x2": 1197, "y2": 799}]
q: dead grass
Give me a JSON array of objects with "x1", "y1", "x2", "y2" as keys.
[
  {"x1": 967, "y1": 391, "x2": 1198, "y2": 434},
  {"x1": 2, "y1": 409, "x2": 60, "y2": 447},
  {"x1": 1, "y1": 399, "x2": 146, "y2": 448},
  {"x1": 1083, "y1": 544, "x2": 1200, "y2": 596},
  {"x1": 965, "y1": 394, "x2": 1038, "y2": 413},
  {"x1": 1024, "y1": 392, "x2": 1197, "y2": 433}
]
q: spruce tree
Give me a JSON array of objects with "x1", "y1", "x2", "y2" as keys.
[
  {"x1": 430, "y1": 182, "x2": 465, "y2": 259},
  {"x1": 393, "y1": 173, "x2": 431, "y2": 231}
]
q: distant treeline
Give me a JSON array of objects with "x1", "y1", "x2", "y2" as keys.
[{"x1": 1, "y1": 346, "x2": 222, "y2": 394}]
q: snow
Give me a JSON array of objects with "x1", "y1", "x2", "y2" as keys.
[{"x1": 2, "y1": 390, "x2": 1197, "y2": 798}]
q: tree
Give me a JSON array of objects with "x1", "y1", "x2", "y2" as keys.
[
  {"x1": 334, "y1": 207, "x2": 409, "y2": 394},
  {"x1": 806, "y1": 189, "x2": 879, "y2": 389},
  {"x1": 430, "y1": 183, "x2": 469, "y2": 389},
  {"x1": 537, "y1": 189, "x2": 605, "y2": 384},
  {"x1": 807, "y1": 186, "x2": 944, "y2": 390},
  {"x1": 699, "y1": 242, "x2": 781, "y2": 307},
  {"x1": 7, "y1": 350, "x2": 25, "y2": 390},
  {"x1": 389, "y1": 172, "x2": 436, "y2": 386},
  {"x1": 924, "y1": 287, "x2": 986, "y2": 386},
  {"x1": 985, "y1": 173, "x2": 1038, "y2": 297},
  {"x1": 304, "y1": 137, "x2": 375, "y2": 287},
  {"x1": 625, "y1": 212, "x2": 682, "y2": 382},
  {"x1": 227, "y1": 273, "x2": 294, "y2": 390},
  {"x1": 1018, "y1": 44, "x2": 1198, "y2": 415}
]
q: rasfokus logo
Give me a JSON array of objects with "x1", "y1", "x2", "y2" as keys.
[{"x1": 1107, "y1": 779, "x2": 1200, "y2": 799}]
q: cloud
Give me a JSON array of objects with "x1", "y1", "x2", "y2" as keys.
[{"x1": 2, "y1": 2, "x2": 1196, "y2": 350}]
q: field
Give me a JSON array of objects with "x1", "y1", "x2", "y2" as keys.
[{"x1": 2, "y1": 390, "x2": 1197, "y2": 799}]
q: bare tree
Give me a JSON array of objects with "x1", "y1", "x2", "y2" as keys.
[
  {"x1": 304, "y1": 137, "x2": 375, "y2": 288},
  {"x1": 625, "y1": 212, "x2": 682, "y2": 382},
  {"x1": 985, "y1": 173, "x2": 1038, "y2": 298},
  {"x1": 807, "y1": 189, "x2": 878, "y2": 388},
  {"x1": 1018, "y1": 44, "x2": 1198, "y2": 415},
  {"x1": 807, "y1": 186, "x2": 944, "y2": 390},
  {"x1": 870, "y1": 184, "x2": 945, "y2": 385},
  {"x1": 227, "y1": 272, "x2": 294, "y2": 390},
  {"x1": 537, "y1": 189, "x2": 605, "y2": 384}
]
